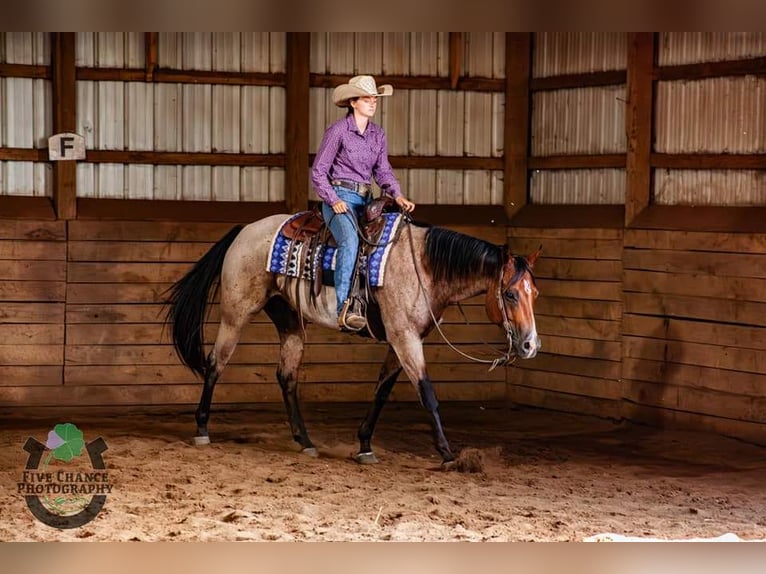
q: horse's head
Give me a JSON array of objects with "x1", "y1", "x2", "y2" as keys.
[{"x1": 486, "y1": 246, "x2": 542, "y2": 360}]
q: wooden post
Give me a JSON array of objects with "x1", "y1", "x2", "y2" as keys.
[
  {"x1": 625, "y1": 33, "x2": 655, "y2": 225},
  {"x1": 504, "y1": 33, "x2": 531, "y2": 220},
  {"x1": 145, "y1": 32, "x2": 158, "y2": 82},
  {"x1": 449, "y1": 32, "x2": 462, "y2": 89},
  {"x1": 51, "y1": 32, "x2": 77, "y2": 220},
  {"x1": 285, "y1": 33, "x2": 310, "y2": 214}
]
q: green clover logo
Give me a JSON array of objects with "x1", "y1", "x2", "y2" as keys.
[{"x1": 45, "y1": 423, "x2": 85, "y2": 462}]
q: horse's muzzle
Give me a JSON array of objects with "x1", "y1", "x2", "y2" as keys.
[{"x1": 516, "y1": 335, "x2": 540, "y2": 359}]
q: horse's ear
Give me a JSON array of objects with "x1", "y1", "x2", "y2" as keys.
[{"x1": 526, "y1": 244, "x2": 543, "y2": 267}]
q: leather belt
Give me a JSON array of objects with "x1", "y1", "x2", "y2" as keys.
[{"x1": 331, "y1": 179, "x2": 372, "y2": 197}]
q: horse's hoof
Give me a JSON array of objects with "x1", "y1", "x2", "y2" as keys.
[
  {"x1": 193, "y1": 435, "x2": 210, "y2": 446},
  {"x1": 441, "y1": 460, "x2": 457, "y2": 471},
  {"x1": 301, "y1": 447, "x2": 319, "y2": 458},
  {"x1": 353, "y1": 452, "x2": 379, "y2": 465}
]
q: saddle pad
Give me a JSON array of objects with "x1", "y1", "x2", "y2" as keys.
[{"x1": 266, "y1": 212, "x2": 403, "y2": 287}]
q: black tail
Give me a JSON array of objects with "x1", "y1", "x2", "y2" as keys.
[{"x1": 164, "y1": 225, "x2": 244, "y2": 379}]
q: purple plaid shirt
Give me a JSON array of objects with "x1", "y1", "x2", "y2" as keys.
[{"x1": 311, "y1": 114, "x2": 402, "y2": 205}]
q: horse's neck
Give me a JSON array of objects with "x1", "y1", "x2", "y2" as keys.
[{"x1": 443, "y1": 276, "x2": 492, "y2": 304}]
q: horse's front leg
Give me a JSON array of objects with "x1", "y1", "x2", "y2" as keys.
[
  {"x1": 389, "y1": 331, "x2": 455, "y2": 466},
  {"x1": 355, "y1": 346, "x2": 402, "y2": 464}
]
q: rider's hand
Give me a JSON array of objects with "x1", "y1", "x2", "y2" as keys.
[
  {"x1": 395, "y1": 196, "x2": 416, "y2": 213},
  {"x1": 332, "y1": 200, "x2": 349, "y2": 214}
]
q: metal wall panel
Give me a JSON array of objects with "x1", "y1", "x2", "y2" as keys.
[
  {"x1": 268, "y1": 167, "x2": 285, "y2": 201},
  {"x1": 408, "y1": 90, "x2": 437, "y2": 155},
  {"x1": 97, "y1": 81, "x2": 125, "y2": 150},
  {"x1": 4, "y1": 78, "x2": 33, "y2": 148},
  {"x1": 654, "y1": 169, "x2": 766, "y2": 206},
  {"x1": 1, "y1": 161, "x2": 47, "y2": 195},
  {"x1": 182, "y1": 33, "x2": 212, "y2": 71},
  {"x1": 126, "y1": 165, "x2": 154, "y2": 199},
  {"x1": 407, "y1": 169, "x2": 436, "y2": 203},
  {"x1": 182, "y1": 84, "x2": 211, "y2": 152},
  {"x1": 242, "y1": 32, "x2": 270, "y2": 72},
  {"x1": 97, "y1": 163, "x2": 125, "y2": 198},
  {"x1": 658, "y1": 32, "x2": 766, "y2": 66},
  {"x1": 531, "y1": 169, "x2": 626, "y2": 204},
  {"x1": 211, "y1": 166, "x2": 240, "y2": 201},
  {"x1": 77, "y1": 81, "x2": 96, "y2": 149},
  {"x1": 4, "y1": 33, "x2": 49, "y2": 65},
  {"x1": 158, "y1": 33, "x2": 181, "y2": 68},
  {"x1": 269, "y1": 33, "x2": 286, "y2": 73},
  {"x1": 268, "y1": 87, "x2": 285, "y2": 154},
  {"x1": 182, "y1": 165, "x2": 212, "y2": 200},
  {"x1": 492, "y1": 33, "x2": 506, "y2": 79},
  {"x1": 355, "y1": 33, "x2": 383, "y2": 75},
  {"x1": 246, "y1": 86, "x2": 276, "y2": 153},
  {"x1": 491, "y1": 170, "x2": 503, "y2": 205},
  {"x1": 153, "y1": 166, "x2": 182, "y2": 200},
  {"x1": 655, "y1": 77, "x2": 766, "y2": 154},
  {"x1": 465, "y1": 92, "x2": 492, "y2": 157},
  {"x1": 126, "y1": 82, "x2": 153, "y2": 151},
  {"x1": 437, "y1": 170, "x2": 463, "y2": 204},
  {"x1": 310, "y1": 33, "x2": 328, "y2": 74},
  {"x1": 153, "y1": 83, "x2": 182, "y2": 152},
  {"x1": 436, "y1": 91, "x2": 464, "y2": 156},
  {"x1": 532, "y1": 85, "x2": 627, "y2": 155},
  {"x1": 383, "y1": 33, "x2": 409, "y2": 75},
  {"x1": 76, "y1": 163, "x2": 95, "y2": 197},
  {"x1": 327, "y1": 33, "x2": 355, "y2": 75},
  {"x1": 213, "y1": 33, "x2": 241, "y2": 72},
  {"x1": 241, "y1": 166, "x2": 270, "y2": 201},
  {"x1": 533, "y1": 33, "x2": 627, "y2": 77},
  {"x1": 465, "y1": 33, "x2": 494, "y2": 78},
  {"x1": 212, "y1": 85, "x2": 240, "y2": 153},
  {"x1": 33, "y1": 79, "x2": 52, "y2": 149},
  {"x1": 491, "y1": 93, "x2": 504, "y2": 157},
  {"x1": 410, "y1": 33, "x2": 443, "y2": 76},
  {"x1": 463, "y1": 169, "x2": 492, "y2": 205},
  {"x1": 380, "y1": 88, "x2": 409, "y2": 155},
  {"x1": 76, "y1": 33, "x2": 144, "y2": 68}
]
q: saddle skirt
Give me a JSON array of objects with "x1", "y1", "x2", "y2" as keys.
[{"x1": 266, "y1": 211, "x2": 404, "y2": 289}]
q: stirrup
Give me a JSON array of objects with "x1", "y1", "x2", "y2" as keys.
[{"x1": 339, "y1": 300, "x2": 366, "y2": 332}]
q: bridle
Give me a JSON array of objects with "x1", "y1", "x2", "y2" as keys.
[{"x1": 406, "y1": 219, "x2": 518, "y2": 372}]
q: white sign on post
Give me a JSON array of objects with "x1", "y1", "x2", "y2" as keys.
[{"x1": 48, "y1": 132, "x2": 86, "y2": 161}]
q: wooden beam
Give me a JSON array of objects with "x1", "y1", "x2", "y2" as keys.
[
  {"x1": 449, "y1": 32, "x2": 463, "y2": 89},
  {"x1": 652, "y1": 153, "x2": 766, "y2": 169},
  {"x1": 311, "y1": 73, "x2": 504, "y2": 93},
  {"x1": 285, "y1": 33, "x2": 310, "y2": 214},
  {"x1": 76, "y1": 67, "x2": 285, "y2": 86},
  {"x1": 0, "y1": 196, "x2": 56, "y2": 220},
  {"x1": 625, "y1": 33, "x2": 655, "y2": 226},
  {"x1": 529, "y1": 154, "x2": 626, "y2": 170},
  {"x1": 0, "y1": 148, "x2": 48, "y2": 161},
  {"x1": 509, "y1": 205, "x2": 625, "y2": 229},
  {"x1": 77, "y1": 199, "x2": 288, "y2": 223},
  {"x1": 145, "y1": 32, "x2": 158, "y2": 81},
  {"x1": 531, "y1": 70, "x2": 627, "y2": 92},
  {"x1": 0, "y1": 63, "x2": 50, "y2": 79},
  {"x1": 51, "y1": 32, "x2": 77, "y2": 221},
  {"x1": 505, "y1": 33, "x2": 532, "y2": 220},
  {"x1": 389, "y1": 156, "x2": 503, "y2": 170},
  {"x1": 86, "y1": 150, "x2": 284, "y2": 167},
  {"x1": 657, "y1": 56, "x2": 766, "y2": 81}
]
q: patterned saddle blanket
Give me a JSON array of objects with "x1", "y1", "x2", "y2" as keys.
[{"x1": 266, "y1": 211, "x2": 404, "y2": 288}]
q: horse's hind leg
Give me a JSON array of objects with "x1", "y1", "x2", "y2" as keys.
[
  {"x1": 194, "y1": 316, "x2": 247, "y2": 444},
  {"x1": 263, "y1": 297, "x2": 316, "y2": 457},
  {"x1": 354, "y1": 346, "x2": 402, "y2": 464}
]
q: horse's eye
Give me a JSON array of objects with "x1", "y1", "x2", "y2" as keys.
[{"x1": 503, "y1": 290, "x2": 517, "y2": 303}]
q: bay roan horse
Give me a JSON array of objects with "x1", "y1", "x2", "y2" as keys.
[{"x1": 165, "y1": 213, "x2": 541, "y2": 468}]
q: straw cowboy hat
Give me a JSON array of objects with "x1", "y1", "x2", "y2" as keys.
[{"x1": 332, "y1": 75, "x2": 393, "y2": 107}]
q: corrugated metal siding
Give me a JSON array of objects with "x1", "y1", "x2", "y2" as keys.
[
  {"x1": 311, "y1": 33, "x2": 448, "y2": 77},
  {"x1": 464, "y1": 32, "x2": 505, "y2": 78},
  {"x1": 75, "y1": 33, "x2": 144, "y2": 68},
  {"x1": 533, "y1": 33, "x2": 627, "y2": 77},
  {"x1": 0, "y1": 161, "x2": 51, "y2": 196},
  {"x1": 531, "y1": 169, "x2": 626, "y2": 204},
  {"x1": 658, "y1": 32, "x2": 766, "y2": 66},
  {"x1": 654, "y1": 169, "x2": 766, "y2": 206},
  {"x1": 655, "y1": 77, "x2": 765, "y2": 154},
  {"x1": 2, "y1": 33, "x2": 50, "y2": 65},
  {"x1": 157, "y1": 33, "x2": 284, "y2": 72},
  {"x1": 76, "y1": 80, "x2": 283, "y2": 200},
  {"x1": 532, "y1": 85, "x2": 627, "y2": 155},
  {"x1": 1, "y1": 78, "x2": 52, "y2": 149}
]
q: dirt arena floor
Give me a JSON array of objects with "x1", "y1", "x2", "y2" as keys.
[{"x1": 1, "y1": 402, "x2": 765, "y2": 542}]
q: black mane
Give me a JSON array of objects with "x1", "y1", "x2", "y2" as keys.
[{"x1": 424, "y1": 227, "x2": 503, "y2": 284}]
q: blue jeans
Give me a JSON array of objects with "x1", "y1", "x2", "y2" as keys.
[{"x1": 322, "y1": 187, "x2": 369, "y2": 315}]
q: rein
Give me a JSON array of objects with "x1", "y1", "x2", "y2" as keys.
[{"x1": 404, "y1": 217, "x2": 516, "y2": 372}]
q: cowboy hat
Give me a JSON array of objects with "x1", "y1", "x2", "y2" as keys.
[{"x1": 332, "y1": 75, "x2": 393, "y2": 107}]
